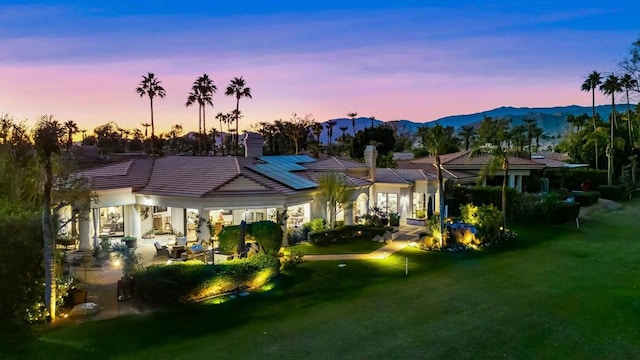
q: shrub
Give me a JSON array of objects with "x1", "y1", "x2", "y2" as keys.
[
  {"x1": 248, "y1": 221, "x2": 283, "y2": 254},
  {"x1": 135, "y1": 254, "x2": 280, "y2": 306},
  {"x1": 287, "y1": 223, "x2": 312, "y2": 245},
  {"x1": 543, "y1": 168, "x2": 608, "y2": 191},
  {"x1": 218, "y1": 225, "x2": 241, "y2": 253},
  {"x1": 279, "y1": 248, "x2": 304, "y2": 271},
  {"x1": 598, "y1": 185, "x2": 625, "y2": 201},
  {"x1": 460, "y1": 203, "x2": 502, "y2": 242},
  {"x1": 388, "y1": 212, "x2": 400, "y2": 227},
  {"x1": 426, "y1": 213, "x2": 441, "y2": 238},
  {"x1": 571, "y1": 191, "x2": 600, "y2": 206},
  {"x1": 510, "y1": 193, "x2": 551, "y2": 221},
  {"x1": 309, "y1": 218, "x2": 326, "y2": 232},
  {"x1": 308, "y1": 225, "x2": 387, "y2": 245}
]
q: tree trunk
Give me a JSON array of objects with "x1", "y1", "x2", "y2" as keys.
[
  {"x1": 608, "y1": 98, "x2": 615, "y2": 185},
  {"x1": 436, "y1": 155, "x2": 445, "y2": 247},
  {"x1": 43, "y1": 159, "x2": 56, "y2": 322},
  {"x1": 235, "y1": 97, "x2": 240, "y2": 155},
  {"x1": 198, "y1": 104, "x2": 202, "y2": 155},
  {"x1": 150, "y1": 97, "x2": 155, "y2": 156},
  {"x1": 202, "y1": 104, "x2": 207, "y2": 156},
  {"x1": 592, "y1": 89, "x2": 598, "y2": 170},
  {"x1": 502, "y1": 157, "x2": 509, "y2": 230}
]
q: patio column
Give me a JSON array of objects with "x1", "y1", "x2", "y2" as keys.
[
  {"x1": 78, "y1": 211, "x2": 91, "y2": 251},
  {"x1": 343, "y1": 204, "x2": 354, "y2": 226},
  {"x1": 278, "y1": 207, "x2": 288, "y2": 247},
  {"x1": 197, "y1": 208, "x2": 211, "y2": 243},
  {"x1": 170, "y1": 207, "x2": 185, "y2": 236},
  {"x1": 516, "y1": 175, "x2": 523, "y2": 193},
  {"x1": 129, "y1": 205, "x2": 141, "y2": 240},
  {"x1": 92, "y1": 208, "x2": 100, "y2": 248},
  {"x1": 508, "y1": 174, "x2": 515, "y2": 189}
]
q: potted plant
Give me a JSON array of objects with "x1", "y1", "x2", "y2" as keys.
[
  {"x1": 121, "y1": 236, "x2": 137, "y2": 248},
  {"x1": 141, "y1": 229, "x2": 155, "y2": 239}
]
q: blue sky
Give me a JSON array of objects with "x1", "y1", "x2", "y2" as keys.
[{"x1": 1, "y1": 1, "x2": 638, "y2": 133}]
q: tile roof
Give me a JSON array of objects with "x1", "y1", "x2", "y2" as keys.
[
  {"x1": 79, "y1": 159, "x2": 153, "y2": 191},
  {"x1": 411, "y1": 150, "x2": 545, "y2": 170},
  {"x1": 298, "y1": 171, "x2": 372, "y2": 187},
  {"x1": 304, "y1": 156, "x2": 367, "y2": 171}
]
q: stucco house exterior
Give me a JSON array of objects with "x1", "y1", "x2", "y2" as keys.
[{"x1": 65, "y1": 138, "x2": 442, "y2": 251}]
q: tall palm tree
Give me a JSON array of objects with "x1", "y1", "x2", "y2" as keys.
[
  {"x1": 423, "y1": 124, "x2": 456, "y2": 247},
  {"x1": 523, "y1": 118, "x2": 538, "y2": 158},
  {"x1": 325, "y1": 120, "x2": 337, "y2": 154},
  {"x1": 216, "y1": 112, "x2": 227, "y2": 156},
  {"x1": 63, "y1": 120, "x2": 79, "y2": 152},
  {"x1": 225, "y1": 76, "x2": 252, "y2": 155},
  {"x1": 348, "y1": 112, "x2": 358, "y2": 136},
  {"x1": 458, "y1": 124, "x2": 477, "y2": 151},
  {"x1": 471, "y1": 143, "x2": 509, "y2": 230},
  {"x1": 600, "y1": 74, "x2": 623, "y2": 185},
  {"x1": 33, "y1": 115, "x2": 63, "y2": 322},
  {"x1": 582, "y1": 71, "x2": 602, "y2": 170},
  {"x1": 186, "y1": 74, "x2": 217, "y2": 155},
  {"x1": 135, "y1": 73, "x2": 166, "y2": 155},
  {"x1": 311, "y1": 122, "x2": 324, "y2": 158},
  {"x1": 369, "y1": 116, "x2": 376, "y2": 128},
  {"x1": 339, "y1": 126, "x2": 348, "y2": 144},
  {"x1": 621, "y1": 73, "x2": 638, "y2": 148}
]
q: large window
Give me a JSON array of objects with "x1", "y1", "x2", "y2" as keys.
[
  {"x1": 412, "y1": 192, "x2": 426, "y2": 218},
  {"x1": 99, "y1": 206, "x2": 125, "y2": 237},
  {"x1": 377, "y1": 193, "x2": 398, "y2": 214}
]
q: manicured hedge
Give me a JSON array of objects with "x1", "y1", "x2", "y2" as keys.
[
  {"x1": 218, "y1": 221, "x2": 283, "y2": 254},
  {"x1": 571, "y1": 191, "x2": 600, "y2": 206},
  {"x1": 543, "y1": 168, "x2": 608, "y2": 191},
  {"x1": 134, "y1": 254, "x2": 280, "y2": 306},
  {"x1": 549, "y1": 202, "x2": 581, "y2": 224},
  {"x1": 308, "y1": 225, "x2": 388, "y2": 245},
  {"x1": 598, "y1": 185, "x2": 625, "y2": 201}
]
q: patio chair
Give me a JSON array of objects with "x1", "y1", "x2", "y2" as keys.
[
  {"x1": 154, "y1": 242, "x2": 170, "y2": 257},
  {"x1": 175, "y1": 236, "x2": 187, "y2": 247}
]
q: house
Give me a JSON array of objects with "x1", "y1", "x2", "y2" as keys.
[
  {"x1": 409, "y1": 150, "x2": 546, "y2": 193},
  {"x1": 65, "y1": 136, "x2": 442, "y2": 251}
]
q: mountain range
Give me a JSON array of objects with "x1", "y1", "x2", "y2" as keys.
[{"x1": 318, "y1": 104, "x2": 633, "y2": 143}]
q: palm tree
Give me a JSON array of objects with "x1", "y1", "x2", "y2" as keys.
[
  {"x1": 600, "y1": 74, "x2": 623, "y2": 185},
  {"x1": 317, "y1": 172, "x2": 354, "y2": 228},
  {"x1": 348, "y1": 112, "x2": 358, "y2": 136},
  {"x1": 621, "y1": 73, "x2": 638, "y2": 148},
  {"x1": 369, "y1": 116, "x2": 376, "y2": 128},
  {"x1": 311, "y1": 122, "x2": 324, "y2": 158},
  {"x1": 225, "y1": 76, "x2": 252, "y2": 155},
  {"x1": 135, "y1": 73, "x2": 166, "y2": 155},
  {"x1": 325, "y1": 120, "x2": 337, "y2": 154},
  {"x1": 216, "y1": 112, "x2": 227, "y2": 156},
  {"x1": 582, "y1": 71, "x2": 602, "y2": 170},
  {"x1": 523, "y1": 118, "x2": 538, "y2": 158},
  {"x1": 470, "y1": 143, "x2": 509, "y2": 230},
  {"x1": 458, "y1": 124, "x2": 477, "y2": 151},
  {"x1": 186, "y1": 74, "x2": 217, "y2": 155},
  {"x1": 339, "y1": 126, "x2": 348, "y2": 144},
  {"x1": 140, "y1": 122, "x2": 151, "y2": 139},
  {"x1": 33, "y1": 115, "x2": 63, "y2": 322},
  {"x1": 423, "y1": 124, "x2": 455, "y2": 247},
  {"x1": 63, "y1": 120, "x2": 79, "y2": 152}
]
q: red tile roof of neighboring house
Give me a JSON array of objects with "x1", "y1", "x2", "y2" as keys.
[
  {"x1": 79, "y1": 158, "x2": 153, "y2": 191},
  {"x1": 304, "y1": 156, "x2": 367, "y2": 171},
  {"x1": 411, "y1": 150, "x2": 545, "y2": 170}
]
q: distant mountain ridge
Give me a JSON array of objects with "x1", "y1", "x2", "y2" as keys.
[{"x1": 318, "y1": 104, "x2": 632, "y2": 143}]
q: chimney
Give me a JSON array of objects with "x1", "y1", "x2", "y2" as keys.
[
  {"x1": 364, "y1": 145, "x2": 377, "y2": 181},
  {"x1": 244, "y1": 132, "x2": 264, "y2": 158}
]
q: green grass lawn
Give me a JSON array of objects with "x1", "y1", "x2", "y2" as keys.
[
  {"x1": 6, "y1": 199, "x2": 640, "y2": 359},
  {"x1": 288, "y1": 238, "x2": 386, "y2": 255}
]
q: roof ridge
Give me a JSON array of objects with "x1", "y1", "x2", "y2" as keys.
[
  {"x1": 332, "y1": 156, "x2": 347, "y2": 170},
  {"x1": 385, "y1": 168, "x2": 409, "y2": 183}
]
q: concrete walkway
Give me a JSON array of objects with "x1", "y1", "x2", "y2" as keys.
[{"x1": 304, "y1": 224, "x2": 424, "y2": 261}]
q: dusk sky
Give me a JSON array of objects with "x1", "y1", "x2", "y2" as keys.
[{"x1": 1, "y1": 1, "x2": 639, "y2": 134}]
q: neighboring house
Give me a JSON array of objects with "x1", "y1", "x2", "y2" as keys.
[
  {"x1": 64, "y1": 137, "x2": 441, "y2": 251},
  {"x1": 409, "y1": 150, "x2": 546, "y2": 193}
]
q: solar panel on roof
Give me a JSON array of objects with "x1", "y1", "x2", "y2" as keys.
[
  {"x1": 248, "y1": 164, "x2": 317, "y2": 190},
  {"x1": 259, "y1": 155, "x2": 316, "y2": 164}
]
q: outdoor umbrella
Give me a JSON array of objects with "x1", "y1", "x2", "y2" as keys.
[{"x1": 237, "y1": 220, "x2": 247, "y2": 256}]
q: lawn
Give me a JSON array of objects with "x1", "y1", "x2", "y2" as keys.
[
  {"x1": 6, "y1": 198, "x2": 640, "y2": 359},
  {"x1": 288, "y1": 238, "x2": 386, "y2": 255}
]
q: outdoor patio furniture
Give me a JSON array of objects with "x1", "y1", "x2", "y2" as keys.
[
  {"x1": 154, "y1": 242, "x2": 170, "y2": 257},
  {"x1": 180, "y1": 243, "x2": 207, "y2": 261},
  {"x1": 170, "y1": 245, "x2": 186, "y2": 259},
  {"x1": 175, "y1": 236, "x2": 187, "y2": 247}
]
